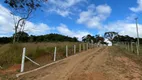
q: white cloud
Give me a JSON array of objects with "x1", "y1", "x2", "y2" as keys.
[
  {"x1": 96, "y1": 4, "x2": 111, "y2": 16},
  {"x1": 25, "y1": 22, "x2": 50, "y2": 35},
  {"x1": 48, "y1": 8, "x2": 71, "y2": 17},
  {"x1": 57, "y1": 23, "x2": 91, "y2": 41},
  {"x1": 130, "y1": 0, "x2": 142, "y2": 12},
  {"x1": 0, "y1": 4, "x2": 14, "y2": 36},
  {"x1": 98, "y1": 21, "x2": 142, "y2": 38},
  {"x1": 77, "y1": 4, "x2": 111, "y2": 29},
  {"x1": 47, "y1": 0, "x2": 86, "y2": 17},
  {"x1": 49, "y1": 0, "x2": 85, "y2": 8},
  {"x1": 57, "y1": 24, "x2": 73, "y2": 36},
  {"x1": 0, "y1": 4, "x2": 50, "y2": 37}
]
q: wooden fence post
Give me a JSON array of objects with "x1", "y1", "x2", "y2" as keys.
[
  {"x1": 131, "y1": 42, "x2": 133, "y2": 52},
  {"x1": 86, "y1": 43, "x2": 88, "y2": 50},
  {"x1": 136, "y1": 43, "x2": 139, "y2": 55},
  {"x1": 79, "y1": 44, "x2": 81, "y2": 52},
  {"x1": 83, "y1": 43, "x2": 85, "y2": 51},
  {"x1": 66, "y1": 45, "x2": 68, "y2": 57},
  {"x1": 21, "y1": 47, "x2": 26, "y2": 72},
  {"x1": 54, "y1": 47, "x2": 57, "y2": 61},
  {"x1": 74, "y1": 45, "x2": 76, "y2": 54},
  {"x1": 128, "y1": 42, "x2": 130, "y2": 51},
  {"x1": 125, "y1": 42, "x2": 127, "y2": 50}
]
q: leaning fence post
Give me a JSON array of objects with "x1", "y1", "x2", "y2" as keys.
[
  {"x1": 66, "y1": 45, "x2": 68, "y2": 57},
  {"x1": 25, "y1": 56, "x2": 40, "y2": 66},
  {"x1": 54, "y1": 47, "x2": 57, "y2": 61},
  {"x1": 21, "y1": 47, "x2": 26, "y2": 72}
]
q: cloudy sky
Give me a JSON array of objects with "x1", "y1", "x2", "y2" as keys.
[{"x1": 0, "y1": 0, "x2": 142, "y2": 40}]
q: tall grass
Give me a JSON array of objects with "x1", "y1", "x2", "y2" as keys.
[
  {"x1": 118, "y1": 42, "x2": 142, "y2": 55},
  {"x1": 0, "y1": 42, "x2": 81, "y2": 68},
  {"x1": 130, "y1": 43, "x2": 142, "y2": 55}
]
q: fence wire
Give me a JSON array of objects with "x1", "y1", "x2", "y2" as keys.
[{"x1": 117, "y1": 42, "x2": 142, "y2": 55}]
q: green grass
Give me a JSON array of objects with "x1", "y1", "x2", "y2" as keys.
[
  {"x1": 118, "y1": 43, "x2": 142, "y2": 56},
  {"x1": 0, "y1": 42, "x2": 83, "y2": 68}
]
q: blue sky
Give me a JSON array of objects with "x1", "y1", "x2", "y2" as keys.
[{"x1": 0, "y1": 0, "x2": 142, "y2": 40}]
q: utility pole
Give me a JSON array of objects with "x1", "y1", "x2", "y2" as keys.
[{"x1": 135, "y1": 17, "x2": 140, "y2": 55}]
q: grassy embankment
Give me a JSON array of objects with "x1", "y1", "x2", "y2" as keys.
[
  {"x1": 119, "y1": 43, "x2": 142, "y2": 55},
  {"x1": 0, "y1": 42, "x2": 86, "y2": 69}
]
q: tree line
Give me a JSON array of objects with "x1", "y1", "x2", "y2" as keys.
[
  {"x1": 0, "y1": 32, "x2": 78, "y2": 44},
  {"x1": 82, "y1": 32, "x2": 142, "y2": 44},
  {"x1": 1, "y1": 31, "x2": 142, "y2": 44}
]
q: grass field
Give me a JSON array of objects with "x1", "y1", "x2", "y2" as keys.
[
  {"x1": 118, "y1": 42, "x2": 142, "y2": 55},
  {"x1": 0, "y1": 42, "x2": 87, "y2": 69},
  {"x1": 129, "y1": 43, "x2": 142, "y2": 55}
]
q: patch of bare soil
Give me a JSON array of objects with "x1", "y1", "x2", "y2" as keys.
[
  {"x1": 0, "y1": 64, "x2": 20, "y2": 74},
  {"x1": 0, "y1": 54, "x2": 56, "y2": 80},
  {"x1": 0, "y1": 64, "x2": 20, "y2": 80},
  {"x1": 24, "y1": 54, "x2": 53, "y2": 71},
  {"x1": 68, "y1": 72, "x2": 106, "y2": 80},
  {"x1": 104, "y1": 47, "x2": 142, "y2": 80}
]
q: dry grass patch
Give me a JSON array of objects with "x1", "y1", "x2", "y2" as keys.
[{"x1": 0, "y1": 42, "x2": 81, "y2": 69}]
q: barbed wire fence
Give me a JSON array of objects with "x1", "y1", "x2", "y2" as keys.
[
  {"x1": 19, "y1": 42, "x2": 97, "y2": 74},
  {"x1": 117, "y1": 42, "x2": 141, "y2": 56}
]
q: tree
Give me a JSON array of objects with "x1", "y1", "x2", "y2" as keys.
[
  {"x1": 82, "y1": 34, "x2": 96, "y2": 43},
  {"x1": 104, "y1": 32, "x2": 118, "y2": 41},
  {"x1": 113, "y1": 34, "x2": 135, "y2": 43},
  {"x1": 0, "y1": 37, "x2": 12, "y2": 44},
  {"x1": 72, "y1": 37, "x2": 78, "y2": 42},
  {"x1": 13, "y1": 31, "x2": 29, "y2": 42},
  {"x1": 4, "y1": 0, "x2": 48, "y2": 43},
  {"x1": 95, "y1": 35, "x2": 104, "y2": 43}
]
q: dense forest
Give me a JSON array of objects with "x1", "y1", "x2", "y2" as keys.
[{"x1": 0, "y1": 32, "x2": 78, "y2": 44}]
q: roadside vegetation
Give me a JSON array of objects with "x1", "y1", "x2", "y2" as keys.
[{"x1": 0, "y1": 42, "x2": 81, "y2": 69}]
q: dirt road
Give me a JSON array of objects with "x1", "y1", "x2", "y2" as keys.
[{"x1": 17, "y1": 47, "x2": 142, "y2": 80}]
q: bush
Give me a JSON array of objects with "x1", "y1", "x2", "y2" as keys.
[{"x1": 0, "y1": 44, "x2": 23, "y2": 68}]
